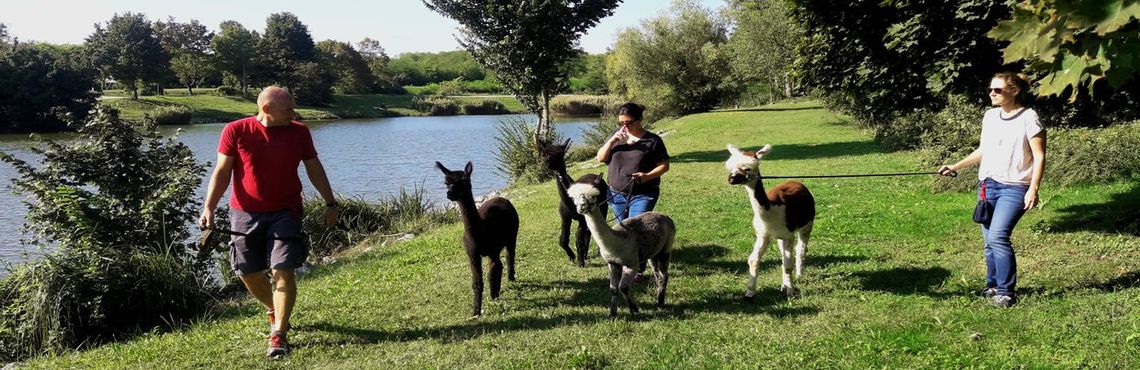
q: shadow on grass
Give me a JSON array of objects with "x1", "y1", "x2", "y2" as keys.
[
  {"x1": 1043, "y1": 183, "x2": 1140, "y2": 236},
  {"x1": 671, "y1": 140, "x2": 883, "y2": 163},
  {"x1": 671, "y1": 243, "x2": 866, "y2": 276},
  {"x1": 303, "y1": 312, "x2": 607, "y2": 346},
  {"x1": 853, "y1": 266, "x2": 952, "y2": 298}
]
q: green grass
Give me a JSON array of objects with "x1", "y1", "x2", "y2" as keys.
[
  {"x1": 23, "y1": 101, "x2": 1140, "y2": 368},
  {"x1": 101, "y1": 94, "x2": 528, "y2": 123}
]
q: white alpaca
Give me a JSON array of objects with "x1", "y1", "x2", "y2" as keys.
[
  {"x1": 725, "y1": 144, "x2": 816, "y2": 298},
  {"x1": 567, "y1": 174, "x2": 676, "y2": 317}
]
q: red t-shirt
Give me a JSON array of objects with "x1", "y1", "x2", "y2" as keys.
[{"x1": 218, "y1": 117, "x2": 318, "y2": 212}]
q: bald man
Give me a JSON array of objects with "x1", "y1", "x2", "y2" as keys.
[{"x1": 199, "y1": 86, "x2": 338, "y2": 357}]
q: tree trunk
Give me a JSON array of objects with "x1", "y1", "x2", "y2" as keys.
[{"x1": 783, "y1": 72, "x2": 792, "y2": 98}]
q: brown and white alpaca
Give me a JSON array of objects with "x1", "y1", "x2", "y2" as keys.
[
  {"x1": 436, "y1": 161, "x2": 520, "y2": 318},
  {"x1": 567, "y1": 174, "x2": 675, "y2": 316},
  {"x1": 725, "y1": 144, "x2": 816, "y2": 298},
  {"x1": 539, "y1": 138, "x2": 607, "y2": 267}
]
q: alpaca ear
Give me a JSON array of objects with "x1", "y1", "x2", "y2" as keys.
[
  {"x1": 435, "y1": 161, "x2": 450, "y2": 173},
  {"x1": 563, "y1": 138, "x2": 572, "y2": 147},
  {"x1": 727, "y1": 144, "x2": 742, "y2": 156},
  {"x1": 464, "y1": 161, "x2": 474, "y2": 175},
  {"x1": 594, "y1": 173, "x2": 603, "y2": 185},
  {"x1": 755, "y1": 144, "x2": 772, "y2": 159}
]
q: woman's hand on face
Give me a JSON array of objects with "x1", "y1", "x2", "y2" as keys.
[
  {"x1": 609, "y1": 128, "x2": 628, "y2": 145},
  {"x1": 1023, "y1": 190, "x2": 1038, "y2": 210}
]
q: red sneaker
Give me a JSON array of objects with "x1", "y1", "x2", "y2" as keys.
[{"x1": 266, "y1": 332, "x2": 289, "y2": 357}]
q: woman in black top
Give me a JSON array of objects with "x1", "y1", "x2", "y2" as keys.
[{"x1": 595, "y1": 102, "x2": 671, "y2": 223}]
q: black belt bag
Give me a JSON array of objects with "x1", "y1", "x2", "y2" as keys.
[{"x1": 973, "y1": 181, "x2": 993, "y2": 224}]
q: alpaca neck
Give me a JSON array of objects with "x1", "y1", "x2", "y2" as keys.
[
  {"x1": 744, "y1": 178, "x2": 771, "y2": 215},
  {"x1": 455, "y1": 191, "x2": 482, "y2": 230},
  {"x1": 554, "y1": 167, "x2": 573, "y2": 206},
  {"x1": 579, "y1": 204, "x2": 626, "y2": 255}
]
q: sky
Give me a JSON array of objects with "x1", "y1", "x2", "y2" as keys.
[{"x1": 0, "y1": 0, "x2": 726, "y2": 56}]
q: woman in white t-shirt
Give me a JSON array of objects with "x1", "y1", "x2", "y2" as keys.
[{"x1": 938, "y1": 72, "x2": 1046, "y2": 308}]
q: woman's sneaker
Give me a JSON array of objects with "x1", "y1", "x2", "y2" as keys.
[
  {"x1": 991, "y1": 295, "x2": 1015, "y2": 308},
  {"x1": 267, "y1": 332, "x2": 289, "y2": 357},
  {"x1": 979, "y1": 288, "x2": 997, "y2": 299}
]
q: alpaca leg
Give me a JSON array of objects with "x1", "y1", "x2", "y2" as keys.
[
  {"x1": 507, "y1": 239, "x2": 517, "y2": 281},
  {"x1": 778, "y1": 239, "x2": 797, "y2": 298},
  {"x1": 488, "y1": 255, "x2": 503, "y2": 300},
  {"x1": 745, "y1": 236, "x2": 771, "y2": 298},
  {"x1": 651, "y1": 254, "x2": 670, "y2": 307},
  {"x1": 559, "y1": 217, "x2": 575, "y2": 263},
  {"x1": 575, "y1": 222, "x2": 590, "y2": 267},
  {"x1": 469, "y1": 254, "x2": 484, "y2": 318},
  {"x1": 608, "y1": 262, "x2": 623, "y2": 317},
  {"x1": 619, "y1": 265, "x2": 640, "y2": 314},
  {"x1": 795, "y1": 222, "x2": 813, "y2": 278}
]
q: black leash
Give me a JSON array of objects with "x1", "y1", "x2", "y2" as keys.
[
  {"x1": 760, "y1": 170, "x2": 956, "y2": 180},
  {"x1": 604, "y1": 176, "x2": 638, "y2": 223}
]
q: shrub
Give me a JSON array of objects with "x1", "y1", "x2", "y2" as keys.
[
  {"x1": 0, "y1": 106, "x2": 212, "y2": 360},
  {"x1": 464, "y1": 79, "x2": 502, "y2": 94},
  {"x1": 495, "y1": 116, "x2": 564, "y2": 184},
  {"x1": 301, "y1": 184, "x2": 456, "y2": 258},
  {"x1": 148, "y1": 106, "x2": 193, "y2": 125},
  {"x1": 1046, "y1": 122, "x2": 1140, "y2": 186},
  {"x1": 413, "y1": 96, "x2": 460, "y2": 116},
  {"x1": 462, "y1": 100, "x2": 509, "y2": 115},
  {"x1": 549, "y1": 95, "x2": 624, "y2": 116},
  {"x1": 215, "y1": 86, "x2": 242, "y2": 96}
]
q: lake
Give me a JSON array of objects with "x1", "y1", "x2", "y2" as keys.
[{"x1": 0, "y1": 114, "x2": 595, "y2": 265}]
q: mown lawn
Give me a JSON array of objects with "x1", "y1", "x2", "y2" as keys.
[
  {"x1": 101, "y1": 94, "x2": 527, "y2": 123},
  {"x1": 25, "y1": 101, "x2": 1140, "y2": 368}
]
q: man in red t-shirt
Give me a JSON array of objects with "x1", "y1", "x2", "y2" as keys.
[{"x1": 198, "y1": 86, "x2": 338, "y2": 357}]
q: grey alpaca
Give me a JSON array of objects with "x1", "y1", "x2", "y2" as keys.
[{"x1": 567, "y1": 174, "x2": 676, "y2": 317}]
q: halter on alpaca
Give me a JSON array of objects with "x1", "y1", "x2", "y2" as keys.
[{"x1": 568, "y1": 174, "x2": 676, "y2": 316}]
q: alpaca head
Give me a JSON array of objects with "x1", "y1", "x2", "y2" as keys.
[
  {"x1": 435, "y1": 161, "x2": 473, "y2": 201},
  {"x1": 539, "y1": 138, "x2": 572, "y2": 171},
  {"x1": 567, "y1": 173, "x2": 607, "y2": 214},
  {"x1": 725, "y1": 144, "x2": 771, "y2": 185}
]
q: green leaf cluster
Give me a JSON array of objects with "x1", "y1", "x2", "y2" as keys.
[{"x1": 987, "y1": 0, "x2": 1140, "y2": 100}]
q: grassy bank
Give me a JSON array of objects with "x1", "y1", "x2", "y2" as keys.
[
  {"x1": 24, "y1": 101, "x2": 1140, "y2": 368},
  {"x1": 101, "y1": 94, "x2": 528, "y2": 123}
]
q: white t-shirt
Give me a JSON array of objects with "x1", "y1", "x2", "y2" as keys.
[{"x1": 977, "y1": 107, "x2": 1044, "y2": 185}]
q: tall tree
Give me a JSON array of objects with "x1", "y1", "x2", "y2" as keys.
[
  {"x1": 211, "y1": 21, "x2": 258, "y2": 95},
  {"x1": 357, "y1": 37, "x2": 399, "y2": 92},
  {"x1": 256, "y1": 12, "x2": 331, "y2": 104},
  {"x1": 86, "y1": 13, "x2": 170, "y2": 100},
  {"x1": 606, "y1": 0, "x2": 733, "y2": 116},
  {"x1": 423, "y1": 0, "x2": 622, "y2": 143},
  {"x1": 153, "y1": 18, "x2": 215, "y2": 95},
  {"x1": 257, "y1": 12, "x2": 316, "y2": 85},
  {"x1": 727, "y1": 0, "x2": 801, "y2": 103},
  {"x1": 0, "y1": 42, "x2": 98, "y2": 132},
  {"x1": 316, "y1": 40, "x2": 377, "y2": 94}
]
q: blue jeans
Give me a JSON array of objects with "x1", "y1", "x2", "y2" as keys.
[
  {"x1": 979, "y1": 178, "x2": 1029, "y2": 296},
  {"x1": 608, "y1": 188, "x2": 660, "y2": 224}
]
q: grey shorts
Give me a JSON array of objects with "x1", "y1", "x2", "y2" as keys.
[{"x1": 229, "y1": 207, "x2": 308, "y2": 275}]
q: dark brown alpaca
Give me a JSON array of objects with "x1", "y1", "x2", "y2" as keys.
[
  {"x1": 436, "y1": 161, "x2": 520, "y2": 318},
  {"x1": 539, "y1": 138, "x2": 607, "y2": 267}
]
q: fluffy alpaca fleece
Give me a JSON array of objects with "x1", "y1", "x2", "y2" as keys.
[
  {"x1": 567, "y1": 175, "x2": 675, "y2": 316},
  {"x1": 725, "y1": 144, "x2": 816, "y2": 298}
]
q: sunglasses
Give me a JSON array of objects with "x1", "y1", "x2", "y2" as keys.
[{"x1": 988, "y1": 88, "x2": 1005, "y2": 94}]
